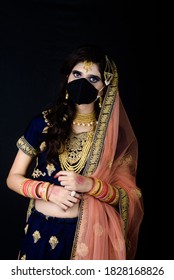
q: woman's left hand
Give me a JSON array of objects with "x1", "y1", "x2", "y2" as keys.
[{"x1": 54, "y1": 170, "x2": 93, "y2": 193}]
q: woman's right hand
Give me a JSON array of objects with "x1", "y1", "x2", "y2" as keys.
[{"x1": 47, "y1": 184, "x2": 82, "y2": 211}]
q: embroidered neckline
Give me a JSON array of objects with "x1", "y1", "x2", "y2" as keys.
[{"x1": 59, "y1": 131, "x2": 94, "y2": 173}]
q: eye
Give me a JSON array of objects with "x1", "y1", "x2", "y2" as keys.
[
  {"x1": 72, "y1": 70, "x2": 81, "y2": 78},
  {"x1": 88, "y1": 75, "x2": 101, "y2": 84}
]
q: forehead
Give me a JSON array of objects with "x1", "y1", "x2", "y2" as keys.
[{"x1": 72, "y1": 62, "x2": 101, "y2": 76}]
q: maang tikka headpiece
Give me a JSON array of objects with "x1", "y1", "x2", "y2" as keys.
[
  {"x1": 83, "y1": 60, "x2": 93, "y2": 73},
  {"x1": 104, "y1": 55, "x2": 114, "y2": 86}
]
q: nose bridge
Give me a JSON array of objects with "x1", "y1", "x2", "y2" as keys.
[{"x1": 81, "y1": 73, "x2": 90, "y2": 80}]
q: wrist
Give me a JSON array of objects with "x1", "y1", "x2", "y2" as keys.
[
  {"x1": 47, "y1": 184, "x2": 54, "y2": 200},
  {"x1": 86, "y1": 177, "x2": 94, "y2": 193}
]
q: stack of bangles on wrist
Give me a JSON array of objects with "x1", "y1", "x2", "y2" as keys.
[
  {"x1": 88, "y1": 177, "x2": 119, "y2": 205},
  {"x1": 19, "y1": 178, "x2": 53, "y2": 201}
]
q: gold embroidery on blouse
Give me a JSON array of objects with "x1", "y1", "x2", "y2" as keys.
[
  {"x1": 32, "y1": 168, "x2": 46, "y2": 178},
  {"x1": 39, "y1": 141, "x2": 46, "y2": 152},
  {"x1": 26, "y1": 199, "x2": 34, "y2": 222},
  {"x1": 32, "y1": 230, "x2": 41, "y2": 243},
  {"x1": 16, "y1": 136, "x2": 38, "y2": 156},
  {"x1": 49, "y1": 236, "x2": 59, "y2": 250},
  {"x1": 46, "y1": 163, "x2": 56, "y2": 176},
  {"x1": 31, "y1": 158, "x2": 46, "y2": 178},
  {"x1": 21, "y1": 254, "x2": 26, "y2": 260},
  {"x1": 24, "y1": 224, "x2": 29, "y2": 234}
]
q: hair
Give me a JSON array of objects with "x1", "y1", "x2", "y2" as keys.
[{"x1": 44, "y1": 44, "x2": 109, "y2": 162}]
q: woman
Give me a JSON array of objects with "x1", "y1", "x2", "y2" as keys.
[{"x1": 6, "y1": 44, "x2": 144, "y2": 260}]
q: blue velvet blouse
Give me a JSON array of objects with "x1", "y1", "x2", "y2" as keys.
[{"x1": 16, "y1": 111, "x2": 61, "y2": 186}]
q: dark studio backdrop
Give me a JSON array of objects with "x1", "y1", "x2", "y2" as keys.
[{"x1": 0, "y1": 0, "x2": 160, "y2": 260}]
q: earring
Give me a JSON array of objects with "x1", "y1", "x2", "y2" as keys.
[{"x1": 65, "y1": 90, "x2": 69, "y2": 100}]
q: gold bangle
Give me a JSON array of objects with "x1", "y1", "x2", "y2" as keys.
[
  {"x1": 40, "y1": 182, "x2": 51, "y2": 201},
  {"x1": 109, "y1": 187, "x2": 119, "y2": 205},
  {"x1": 93, "y1": 179, "x2": 103, "y2": 197},
  {"x1": 88, "y1": 177, "x2": 100, "y2": 195}
]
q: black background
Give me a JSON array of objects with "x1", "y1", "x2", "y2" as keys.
[{"x1": 0, "y1": 0, "x2": 160, "y2": 260}]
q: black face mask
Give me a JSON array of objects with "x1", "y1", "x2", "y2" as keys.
[{"x1": 66, "y1": 78, "x2": 98, "y2": 105}]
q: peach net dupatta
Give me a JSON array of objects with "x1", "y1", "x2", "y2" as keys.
[{"x1": 71, "y1": 64, "x2": 144, "y2": 260}]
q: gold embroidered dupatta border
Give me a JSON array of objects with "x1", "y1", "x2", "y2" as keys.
[
  {"x1": 70, "y1": 65, "x2": 129, "y2": 259},
  {"x1": 82, "y1": 83, "x2": 117, "y2": 176}
]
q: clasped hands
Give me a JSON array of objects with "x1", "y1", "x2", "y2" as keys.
[{"x1": 48, "y1": 170, "x2": 93, "y2": 211}]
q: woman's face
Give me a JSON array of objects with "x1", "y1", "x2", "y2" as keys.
[{"x1": 68, "y1": 61, "x2": 104, "y2": 91}]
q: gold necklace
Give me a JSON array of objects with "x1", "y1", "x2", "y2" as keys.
[
  {"x1": 72, "y1": 111, "x2": 98, "y2": 127},
  {"x1": 59, "y1": 131, "x2": 94, "y2": 173}
]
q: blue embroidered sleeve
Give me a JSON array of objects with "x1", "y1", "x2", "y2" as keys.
[{"x1": 16, "y1": 112, "x2": 48, "y2": 156}]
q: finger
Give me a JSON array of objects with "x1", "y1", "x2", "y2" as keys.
[
  {"x1": 58, "y1": 177, "x2": 71, "y2": 186},
  {"x1": 53, "y1": 172, "x2": 60, "y2": 178},
  {"x1": 68, "y1": 191, "x2": 82, "y2": 200},
  {"x1": 59, "y1": 180, "x2": 66, "y2": 186},
  {"x1": 75, "y1": 193, "x2": 82, "y2": 199},
  {"x1": 64, "y1": 185, "x2": 74, "y2": 191},
  {"x1": 65, "y1": 200, "x2": 74, "y2": 208},
  {"x1": 54, "y1": 170, "x2": 70, "y2": 178},
  {"x1": 69, "y1": 197, "x2": 81, "y2": 203},
  {"x1": 60, "y1": 203, "x2": 69, "y2": 211}
]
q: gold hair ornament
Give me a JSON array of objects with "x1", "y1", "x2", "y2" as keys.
[
  {"x1": 83, "y1": 61, "x2": 93, "y2": 73},
  {"x1": 104, "y1": 55, "x2": 115, "y2": 85}
]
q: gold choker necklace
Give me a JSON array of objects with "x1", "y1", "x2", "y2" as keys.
[{"x1": 73, "y1": 111, "x2": 98, "y2": 127}]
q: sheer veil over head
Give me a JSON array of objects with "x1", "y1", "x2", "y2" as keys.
[{"x1": 71, "y1": 53, "x2": 144, "y2": 260}]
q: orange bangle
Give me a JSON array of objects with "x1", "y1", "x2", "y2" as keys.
[
  {"x1": 100, "y1": 184, "x2": 114, "y2": 202},
  {"x1": 19, "y1": 179, "x2": 42, "y2": 199},
  {"x1": 19, "y1": 178, "x2": 30, "y2": 196}
]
